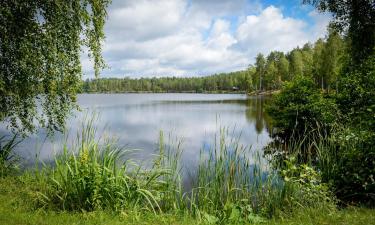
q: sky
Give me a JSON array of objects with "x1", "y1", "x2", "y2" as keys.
[{"x1": 81, "y1": 0, "x2": 332, "y2": 79}]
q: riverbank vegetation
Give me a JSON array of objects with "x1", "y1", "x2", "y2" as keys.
[
  {"x1": 2, "y1": 175, "x2": 375, "y2": 225},
  {"x1": 1, "y1": 0, "x2": 374, "y2": 224},
  {"x1": 0, "y1": 120, "x2": 360, "y2": 224},
  {"x1": 0, "y1": 121, "x2": 374, "y2": 224},
  {"x1": 265, "y1": 0, "x2": 375, "y2": 206}
]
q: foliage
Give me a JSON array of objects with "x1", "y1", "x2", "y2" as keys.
[
  {"x1": 0, "y1": 134, "x2": 21, "y2": 177},
  {"x1": 82, "y1": 30, "x2": 346, "y2": 94},
  {"x1": 330, "y1": 55, "x2": 375, "y2": 205},
  {"x1": 266, "y1": 76, "x2": 338, "y2": 139},
  {"x1": 280, "y1": 157, "x2": 335, "y2": 211},
  {"x1": 0, "y1": 0, "x2": 110, "y2": 134},
  {"x1": 254, "y1": 53, "x2": 266, "y2": 91},
  {"x1": 303, "y1": 0, "x2": 375, "y2": 65},
  {"x1": 1, "y1": 176, "x2": 375, "y2": 225},
  {"x1": 337, "y1": 55, "x2": 375, "y2": 131},
  {"x1": 82, "y1": 70, "x2": 254, "y2": 93},
  {"x1": 323, "y1": 128, "x2": 375, "y2": 205},
  {"x1": 266, "y1": 0, "x2": 375, "y2": 207},
  {"x1": 38, "y1": 119, "x2": 172, "y2": 212},
  {"x1": 30, "y1": 118, "x2": 336, "y2": 223},
  {"x1": 187, "y1": 128, "x2": 335, "y2": 224}
]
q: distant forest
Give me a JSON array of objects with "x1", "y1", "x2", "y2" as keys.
[{"x1": 82, "y1": 29, "x2": 345, "y2": 93}]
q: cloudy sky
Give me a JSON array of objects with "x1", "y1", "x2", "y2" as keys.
[{"x1": 82, "y1": 0, "x2": 331, "y2": 79}]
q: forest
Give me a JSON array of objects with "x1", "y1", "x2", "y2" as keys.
[{"x1": 82, "y1": 28, "x2": 344, "y2": 94}]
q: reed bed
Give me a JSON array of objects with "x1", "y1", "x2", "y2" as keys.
[{"x1": 33, "y1": 118, "x2": 335, "y2": 224}]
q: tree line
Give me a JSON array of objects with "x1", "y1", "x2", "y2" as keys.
[
  {"x1": 82, "y1": 28, "x2": 345, "y2": 94},
  {"x1": 253, "y1": 28, "x2": 345, "y2": 92},
  {"x1": 82, "y1": 71, "x2": 252, "y2": 93}
]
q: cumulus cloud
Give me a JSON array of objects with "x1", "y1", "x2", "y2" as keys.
[
  {"x1": 234, "y1": 6, "x2": 308, "y2": 57},
  {"x1": 81, "y1": 0, "x2": 331, "y2": 78}
]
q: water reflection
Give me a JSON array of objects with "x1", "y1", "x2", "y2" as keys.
[
  {"x1": 0, "y1": 94, "x2": 272, "y2": 168},
  {"x1": 244, "y1": 96, "x2": 272, "y2": 134}
]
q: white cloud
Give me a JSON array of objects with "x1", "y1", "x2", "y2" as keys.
[
  {"x1": 235, "y1": 6, "x2": 308, "y2": 56},
  {"x1": 106, "y1": 0, "x2": 186, "y2": 41},
  {"x1": 81, "y1": 0, "x2": 331, "y2": 78}
]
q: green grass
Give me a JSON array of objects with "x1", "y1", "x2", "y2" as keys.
[
  {"x1": 0, "y1": 117, "x2": 373, "y2": 224},
  {"x1": 0, "y1": 175, "x2": 191, "y2": 225},
  {"x1": 1, "y1": 176, "x2": 374, "y2": 225}
]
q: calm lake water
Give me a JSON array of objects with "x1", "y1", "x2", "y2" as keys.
[{"x1": 1, "y1": 94, "x2": 272, "y2": 168}]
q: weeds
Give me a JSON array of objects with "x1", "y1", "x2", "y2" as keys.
[
  {"x1": 37, "y1": 118, "x2": 170, "y2": 212},
  {"x1": 31, "y1": 117, "x2": 335, "y2": 224},
  {"x1": 0, "y1": 134, "x2": 22, "y2": 177}
]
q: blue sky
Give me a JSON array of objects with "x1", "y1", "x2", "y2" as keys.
[{"x1": 81, "y1": 0, "x2": 331, "y2": 78}]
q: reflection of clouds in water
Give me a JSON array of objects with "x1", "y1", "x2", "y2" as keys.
[{"x1": 0, "y1": 94, "x2": 271, "y2": 168}]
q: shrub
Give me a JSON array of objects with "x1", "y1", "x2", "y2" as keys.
[
  {"x1": 326, "y1": 129, "x2": 375, "y2": 206},
  {"x1": 266, "y1": 76, "x2": 338, "y2": 140},
  {"x1": 337, "y1": 54, "x2": 375, "y2": 132}
]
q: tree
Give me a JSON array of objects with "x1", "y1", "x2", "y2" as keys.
[
  {"x1": 289, "y1": 50, "x2": 304, "y2": 78},
  {"x1": 254, "y1": 53, "x2": 266, "y2": 91},
  {"x1": 278, "y1": 54, "x2": 290, "y2": 82},
  {"x1": 312, "y1": 38, "x2": 325, "y2": 89},
  {"x1": 301, "y1": 43, "x2": 314, "y2": 78},
  {"x1": 267, "y1": 76, "x2": 338, "y2": 140},
  {"x1": 304, "y1": 0, "x2": 375, "y2": 65},
  {"x1": 320, "y1": 29, "x2": 344, "y2": 92},
  {"x1": 264, "y1": 59, "x2": 278, "y2": 90},
  {"x1": 0, "y1": 0, "x2": 110, "y2": 134}
]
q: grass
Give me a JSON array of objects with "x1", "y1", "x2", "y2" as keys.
[
  {"x1": 0, "y1": 134, "x2": 22, "y2": 177},
  {"x1": 0, "y1": 117, "x2": 373, "y2": 224},
  {"x1": 0, "y1": 176, "x2": 193, "y2": 225},
  {"x1": 35, "y1": 118, "x2": 176, "y2": 213},
  {"x1": 1, "y1": 176, "x2": 375, "y2": 225}
]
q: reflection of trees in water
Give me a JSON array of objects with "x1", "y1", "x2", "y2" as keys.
[{"x1": 245, "y1": 97, "x2": 272, "y2": 134}]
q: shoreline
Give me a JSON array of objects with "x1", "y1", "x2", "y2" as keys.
[
  {"x1": 248, "y1": 90, "x2": 280, "y2": 96},
  {"x1": 79, "y1": 91, "x2": 248, "y2": 94}
]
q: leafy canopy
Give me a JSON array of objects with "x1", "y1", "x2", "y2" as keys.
[
  {"x1": 0, "y1": 0, "x2": 110, "y2": 134},
  {"x1": 303, "y1": 0, "x2": 375, "y2": 64}
]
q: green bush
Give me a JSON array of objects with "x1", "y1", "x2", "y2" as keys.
[
  {"x1": 326, "y1": 55, "x2": 375, "y2": 205},
  {"x1": 280, "y1": 156, "x2": 335, "y2": 211},
  {"x1": 337, "y1": 54, "x2": 375, "y2": 132},
  {"x1": 327, "y1": 129, "x2": 375, "y2": 205},
  {"x1": 266, "y1": 76, "x2": 338, "y2": 140}
]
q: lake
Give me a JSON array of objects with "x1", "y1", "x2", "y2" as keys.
[{"x1": 0, "y1": 93, "x2": 272, "y2": 168}]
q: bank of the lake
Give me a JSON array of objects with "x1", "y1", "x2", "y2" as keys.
[
  {"x1": 1, "y1": 94, "x2": 372, "y2": 225},
  {"x1": 1, "y1": 176, "x2": 374, "y2": 225}
]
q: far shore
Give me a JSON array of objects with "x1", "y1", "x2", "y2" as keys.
[{"x1": 248, "y1": 90, "x2": 280, "y2": 96}]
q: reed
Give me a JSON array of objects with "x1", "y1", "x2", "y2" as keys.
[
  {"x1": 0, "y1": 134, "x2": 22, "y2": 177},
  {"x1": 38, "y1": 117, "x2": 170, "y2": 212},
  {"x1": 35, "y1": 117, "x2": 335, "y2": 223}
]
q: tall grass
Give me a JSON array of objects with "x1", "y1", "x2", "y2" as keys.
[
  {"x1": 184, "y1": 127, "x2": 335, "y2": 224},
  {"x1": 35, "y1": 117, "x2": 335, "y2": 224},
  {"x1": 0, "y1": 134, "x2": 21, "y2": 176},
  {"x1": 38, "y1": 118, "x2": 171, "y2": 212}
]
